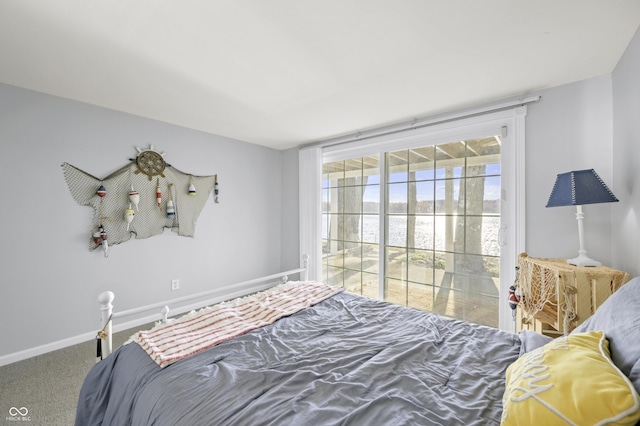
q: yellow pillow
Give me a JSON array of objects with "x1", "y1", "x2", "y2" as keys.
[{"x1": 501, "y1": 331, "x2": 640, "y2": 426}]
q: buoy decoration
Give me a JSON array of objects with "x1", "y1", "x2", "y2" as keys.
[
  {"x1": 156, "y1": 178, "x2": 162, "y2": 211},
  {"x1": 97, "y1": 185, "x2": 106, "y2": 197},
  {"x1": 124, "y1": 204, "x2": 135, "y2": 231},
  {"x1": 128, "y1": 186, "x2": 140, "y2": 211},
  {"x1": 508, "y1": 285, "x2": 520, "y2": 311},
  {"x1": 188, "y1": 175, "x2": 196, "y2": 196},
  {"x1": 214, "y1": 175, "x2": 219, "y2": 203},
  {"x1": 92, "y1": 225, "x2": 109, "y2": 258},
  {"x1": 166, "y1": 183, "x2": 175, "y2": 219},
  {"x1": 101, "y1": 230, "x2": 109, "y2": 258}
]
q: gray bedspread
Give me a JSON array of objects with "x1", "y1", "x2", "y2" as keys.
[{"x1": 76, "y1": 292, "x2": 521, "y2": 425}]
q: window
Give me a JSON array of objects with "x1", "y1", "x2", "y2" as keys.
[
  {"x1": 305, "y1": 106, "x2": 527, "y2": 331},
  {"x1": 322, "y1": 156, "x2": 380, "y2": 298}
]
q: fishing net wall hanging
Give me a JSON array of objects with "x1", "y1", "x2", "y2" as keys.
[{"x1": 62, "y1": 145, "x2": 220, "y2": 258}]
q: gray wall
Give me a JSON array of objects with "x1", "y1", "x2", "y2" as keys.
[
  {"x1": 525, "y1": 27, "x2": 640, "y2": 275},
  {"x1": 280, "y1": 147, "x2": 301, "y2": 270},
  {"x1": 612, "y1": 27, "x2": 640, "y2": 277},
  {"x1": 524, "y1": 26, "x2": 640, "y2": 277},
  {"x1": 0, "y1": 83, "x2": 291, "y2": 358},
  {"x1": 525, "y1": 74, "x2": 616, "y2": 266}
]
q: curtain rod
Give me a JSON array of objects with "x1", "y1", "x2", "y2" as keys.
[{"x1": 301, "y1": 95, "x2": 541, "y2": 150}]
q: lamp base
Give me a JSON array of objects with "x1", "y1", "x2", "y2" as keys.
[{"x1": 567, "y1": 253, "x2": 601, "y2": 268}]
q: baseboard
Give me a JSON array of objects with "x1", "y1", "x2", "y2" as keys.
[{"x1": 0, "y1": 330, "x2": 98, "y2": 367}]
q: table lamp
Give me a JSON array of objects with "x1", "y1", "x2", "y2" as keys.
[{"x1": 546, "y1": 169, "x2": 618, "y2": 267}]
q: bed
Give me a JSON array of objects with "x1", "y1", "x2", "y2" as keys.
[{"x1": 76, "y1": 274, "x2": 640, "y2": 426}]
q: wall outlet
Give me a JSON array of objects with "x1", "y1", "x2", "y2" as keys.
[{"x1": 171, "y1": 279, "x2": 180, "y2": 291}]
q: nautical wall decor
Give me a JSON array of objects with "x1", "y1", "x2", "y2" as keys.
[{"x1": 62, "y1": 146, "x2": 219, "y2": 257}]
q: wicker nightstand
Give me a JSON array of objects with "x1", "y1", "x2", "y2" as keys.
[{"x1": 515, "y1": 253, "x2": 630, "y2": 336}]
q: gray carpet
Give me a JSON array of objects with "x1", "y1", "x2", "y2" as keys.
[{"x1": 0, "y1": 324, "x2": 152, "y2": 426}]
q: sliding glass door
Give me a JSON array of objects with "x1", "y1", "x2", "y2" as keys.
[
  {"x1": 303, "y1": 106, "x2": 527, "y2": 331},
  {"x1": 322, "y1": 155, "x2": 380, "y2": 299},
  {"x1": 322, "y1": 137, "x2": 501, "y2": 327}
]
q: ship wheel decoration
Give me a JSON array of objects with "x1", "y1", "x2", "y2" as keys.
[{"x1": 133, "y1": 145, "x2": 167, "y2": 180}]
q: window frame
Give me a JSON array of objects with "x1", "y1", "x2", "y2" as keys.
[{"x1": 302, "y1": 106, "x2": 527, "y2": 331}]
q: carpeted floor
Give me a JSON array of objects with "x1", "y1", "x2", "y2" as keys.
[{"x1": 0, "y1": 324, "x2": 151, "y2": 426}]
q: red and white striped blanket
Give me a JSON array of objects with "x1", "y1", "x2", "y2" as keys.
[{"x1": 133, "y1": 281, "x2": 344, "y2": 368}]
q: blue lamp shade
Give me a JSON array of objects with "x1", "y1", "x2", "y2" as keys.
[{"x1": 546, "y1": 169, "x2": 618, "y2": 208}]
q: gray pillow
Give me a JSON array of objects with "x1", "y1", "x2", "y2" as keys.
[
  {"x1": 572, "y1": 276, "x2": 640, "y2": 394},
  {"x1": 518, "y1": 330, "x2": 553, "y2": 357}
]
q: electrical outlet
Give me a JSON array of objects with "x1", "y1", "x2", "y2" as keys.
[{"x1": 171, "y1": 279, "x2": 180, "y2": 291}]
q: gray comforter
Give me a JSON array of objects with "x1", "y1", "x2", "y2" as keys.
[{"x1": 76, "y1": 291, "x2": 521, "y2": 425}]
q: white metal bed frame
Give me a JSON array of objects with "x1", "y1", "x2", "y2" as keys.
[{"x1": 97, "y1": 254, "x2": 309, "y2": 358}]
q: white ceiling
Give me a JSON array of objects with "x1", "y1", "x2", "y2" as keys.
[{"x1": 1, "y1": 1, "x2": 639, "y2": 150}]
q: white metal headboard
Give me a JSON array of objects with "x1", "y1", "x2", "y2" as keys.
[{"x1": 97, "y1": 254, "x2": 310, "y2": 359}]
